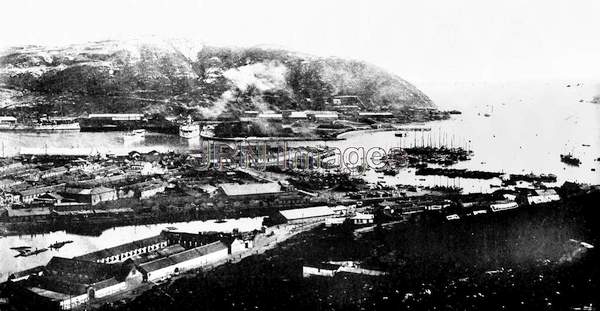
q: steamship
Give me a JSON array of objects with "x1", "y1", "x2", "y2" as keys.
[{"x1": 0, "y1": 116, "x2": 80, "y2": 131}]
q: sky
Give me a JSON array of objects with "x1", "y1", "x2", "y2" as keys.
[{"x1": 1, "y1": 0, "x2": 599, "y2": 84}]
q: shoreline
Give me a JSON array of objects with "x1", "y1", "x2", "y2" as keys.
[{"x1": 200, "y1": 134, "x2": 345, "y2": 142}]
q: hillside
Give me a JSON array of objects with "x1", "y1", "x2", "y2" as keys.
[{"x1": 0, "y1": 39, "x2": 433, "y2": 119}]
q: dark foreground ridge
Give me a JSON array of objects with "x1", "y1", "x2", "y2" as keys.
[{"x1": 99, "y1": 192, "x2": 599, "y2": 311}]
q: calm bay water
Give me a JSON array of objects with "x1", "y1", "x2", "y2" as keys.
[{"x1": 0, "y1": 80, "x2": 598, "y2": 280}]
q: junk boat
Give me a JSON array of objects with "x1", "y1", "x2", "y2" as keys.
[
  {"x1": 0, "y1": 116, "x2": 80, "y2": 131},
  {"x1": 560, "y1": 153, "x2": 581, "y2": 166}
]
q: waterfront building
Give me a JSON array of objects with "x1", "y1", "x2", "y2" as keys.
[
  {"x1": 217, "y1": 182, "x2": 283, "y2": 201},
  {"x1": 325, "y1": 217, "x2": 346, "y2": 227},
  {"x1": 282, "y1": 111, "x2": 308, "y2": 120},
  {"x1": 130, "y1": 180, "x2": 167, "y2": 199},
  {"x1": 307, "y1": 112, "x2": 339, "y2": 122},
  {"x1": 257, "y1": 113, "x2": 284, "y2": 120},
  {"x1": 3, "y1": 207, "x2": 51, "y2": 222},
  {"x1": 162, "y1": 231, "x2": 225, "y2": 249},
  {"x1": 490, "y1": 200, "x2": 519, "y2": 212},
  {"x1": 18, "y1": 184, "x2": 66, "y2": 204},
  {"x1": 350, "y1": 212, "x2": 374, "y2": 225},
  {"x1": 87, "y1": 113, "x2": 144, "y2": 121},
  {"x1": 303, "y1": 261, "x2": 387, "y2": 278},
  {"x1": 356, "y1": 112, "x2": 394, "y2": 121},
  {"x1": 273, "y1": 206, "x2": 335, "y2": 224},
  {"x1": 243, "y1": 111, "x2": 259, "y2": 118},
  {"x1": 0, "y1": 116, "x2": 17, "y2": 124},
  {"x1": 19, "y1": 257, "x2": 143, "y2": 310},
  {"x1": 302, "y1": 263, "x2": 340, "y2": 277},
  {"x1": 527, "y1": 189, "x2": 561, "y2": 205},
  {"x1": 62, "y1": 186, "x2": 118, "y2": 206},
  {"x1": 139, "y1": 241, "x2": 229, "y2": 282},
  {"x1": 74, "y1": 235, "x2": 168, "y2": 264}
]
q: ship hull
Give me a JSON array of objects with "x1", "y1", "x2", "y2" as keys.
[{"x1": 179, "y1": 124, "x2": 200, "y2": 139}]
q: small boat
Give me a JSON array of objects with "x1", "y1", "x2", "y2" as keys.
[
  {"x1": 582, "y1": 144, "x2": 591, "y2": 147},
  {"x1": 15, "y1": 248, "x2": 48, "y2": 257},
  {"x1": 560, "y1": 153, "x2": 581, "y2": 166},
  {"x1": 215, "y1": 219, "x2": 227, "y2": 224},
  {"x1": 10, "y1": 246, "x2": 32, "y2": 251},
  {"x1": 49, "y1": 240, "x2": 74, "y2": 249},
  {"x1": 165, "y1": 226, "x2": 178, "y2": 231},
  {"x1": 394, "y1": 132, "x2": 407, "y2": 137}
]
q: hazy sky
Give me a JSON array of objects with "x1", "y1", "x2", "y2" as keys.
[{"x1": 1, "y1": 0, "x2": 599, "y2": 83}]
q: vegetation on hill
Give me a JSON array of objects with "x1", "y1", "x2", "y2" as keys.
[{"x1": 0, "y1": 39, "x2": 433, "y2": 119}]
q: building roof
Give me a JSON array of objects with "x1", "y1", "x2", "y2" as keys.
[
  {"x1": 257, "y1": 113, "x2": 283, "y2": 119},
  {"x1": 19, "y1": 184, "x2": 66, "y2": 197},
  {"x1": 305, "y1": 262, "x2": 341, "y2": 271},
  {"x1": 73, "y1": 235, "x2": 166, "y2": 262},
  {"x1": 0, "y1": 116, "x2": 17, "y2": 122},
  {"x1": 534, "y1": 189, "x2": 558, "y2": 196},
  {"x1": 9, "y1": 265, "x2": 45, "y2": 280},
  {"x1": 139, "y1": 256, "x2": 174, "y2": 273},
  {"x1": 279, "y1": 206, "x2": 335, "y2": 221},
  {"x1": 88, "y1": 113, "x2": 143, "y2": 118},
  {"x1": 289, "y1": 111, "x2": 308, "y2": 118},
  {"x1": 312, "y1": 114, "x2": 339, "y2": 118},
  {"x1": 139, "y1": 241, "x2": 228, "y2": 273},
  {"x1": 198, "y1": 184, "x2": 218, "y2": 193},
  {"x1": 90, "y1": 186, "x2": 116, "y2": 195},
  {"x1": 171, "y1": 241, "x2": 228, "y2": 263},
  {"x1": 27, "y1": 287, "x2": 71, "y2": 301},
  {"x1": 351, "y1": 212, "x2": 374, "y2": 220},
  {"x1": 358, "y1": 112, "x2": 394, "y2": 116},
  {"x1": 156, "y1": 244, "x2": 187, "y2": 257},
  {"x1": 38, "y1": 192, "x2": 64, "y2": 201},
  {"x1": 45, "y1": 257, "x2": 115, "y2": 284},
  {"x1": 135, "y1": 181, "x2": 167, "y2": 192},
  {"x1": 219, "y1": 182, "x2": 282, "y2": 197}
]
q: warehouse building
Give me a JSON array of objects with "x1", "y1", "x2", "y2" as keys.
[
  {"x1": 74, "y1": 235, "x2": 168, "y2": 264},
  {"x1": 139, "y1": 241, "x2": 229, "y2": 282},
  {"x1": 272, "y1": 206, "x2": 335, "y2": 224}
]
